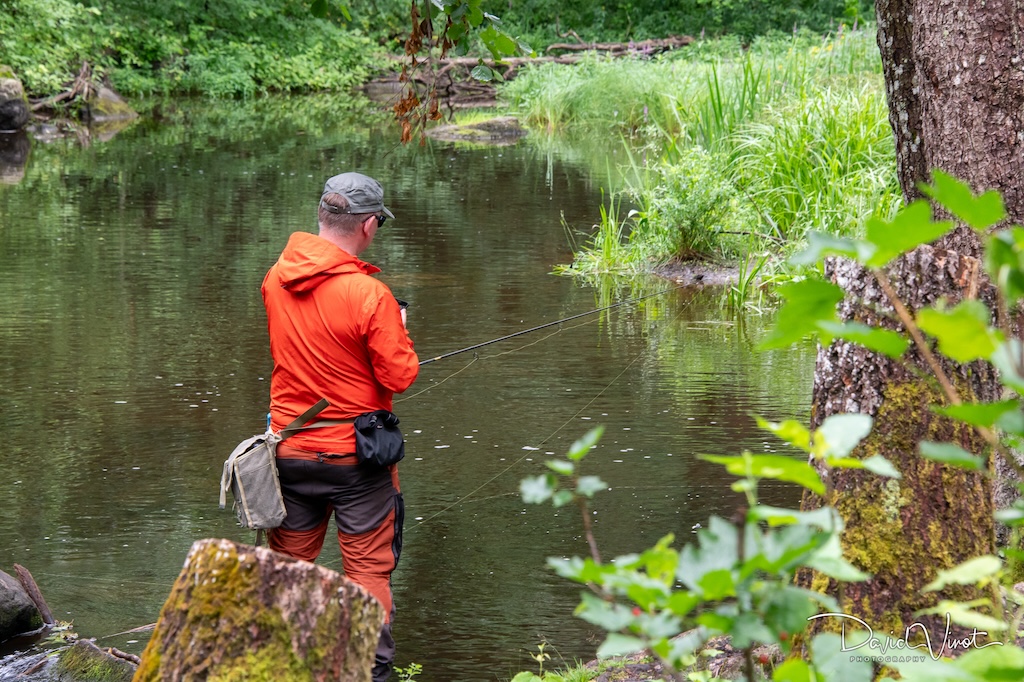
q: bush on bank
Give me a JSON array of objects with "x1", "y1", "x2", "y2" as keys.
[{"x1": 0, "y1": 0, "x2": 378, "y2": 98}]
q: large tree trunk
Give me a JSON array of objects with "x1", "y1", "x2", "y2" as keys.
[
  {"x1": 802, "y1": 0, "x2": 1024, "y2": 639},
  {"x1": 133, "y1": 538, "x2": 385, "y2": 682}
]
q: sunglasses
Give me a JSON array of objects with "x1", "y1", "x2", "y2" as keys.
[{"x1": 366, "y1": 213, "x2": 387, "y2": 228}]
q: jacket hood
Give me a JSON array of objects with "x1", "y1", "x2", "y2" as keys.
[{"x1": 274, "y1": 232, "x2": 381, "y2": 293}]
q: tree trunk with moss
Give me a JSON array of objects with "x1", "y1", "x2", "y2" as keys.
[
  {"x1": 133, "y1": 538, "x2": 385, "y2": 682},
  {"x1": 802, "y1": 0, "x2": 1024, "y2": 639}
]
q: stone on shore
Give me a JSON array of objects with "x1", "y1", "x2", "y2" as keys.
[
  {"x1": 0, "y1": 67, "x2": 30, "y2": 132},
  {"x1": 0, "y1": 569, "x2": 43, "y2": 642},
  {"x1": 133, "y1": 538, "x2": 385, "y2": 682}
]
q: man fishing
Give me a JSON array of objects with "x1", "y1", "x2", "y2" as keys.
[{"x1": 262, "y1": 172, "x2": 419, "y2": 682}]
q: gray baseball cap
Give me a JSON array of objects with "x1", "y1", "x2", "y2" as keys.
[{"x1": 320, "y1": 172, "x2": 395, "y2": 219}]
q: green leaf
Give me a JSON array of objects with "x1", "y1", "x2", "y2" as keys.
[
  {"x1": 922, "y1": 170, "x2": 1007, "y2": 231},
  {"x1": 596, "y1": 633, "x2": 648, "y2": 659},
  {"x1": 859, "y1": 454, "x2": 901, "y2": 479},
  {"x1": 492, "y1": 31, "x2": 517, "y2": 56},
  {"x1": 310, "y1": 0, "x2": 328, "y2": 17},
  {"x1": 750, "y1": 505, "x2": 840, "y2": 531},
  {"x1": 697, "y1": 568, "x2": 736, "y2": 600},
  {"x1": 807, "y1": 535, "x2": 870, "y2": 581},
  {"x1": 469, "y1": 64, "x2": 494, "y2": 81},
  {"x1": 509, "y1": 673, "x2": 542, "y2": 682},
  {"x1": 953, "y1": 644, "x2": 1024, "y2": 677},
  {"x1": 985, "y1": 229, "x2": 1024, "y2": 305},
  {"x1": 923, "y1": 555, "x2": 1003, "y2": 592},
  {"x1": 917, "y1": 601, "x2": 1008, "y2": 632},
  {"x1": 546, "y1": 459, "x2": 573, "y2": 476},
  {"x1": 758, "y1": 279, "x2": 843, "y2": 350},
  {"x1": 576, "y1": 475, "x2": 607, "y2": 498},
  {"x1": 757, "y1": 417, "x2": 812, "y2": 452},
  {"x1": 789, "y1": 231, "x2": 863, "y2": 266},
  {"x1": 576, "y1": 592, "x2": 635, "y2": 631},
  {"x1": 992, "y1": 340, "x2": 1024, "y2": 393},
  {"x1": 762, "y1": 586, "x2": 819, "y2": 637},
  {"x1": 567, "y1": 426, "x2": 604, "y2": 461},
  {"x1": 730, "y1": 611, "x2": 777, "y2": 649},
  {"x1": 701, "y1": 454, "x2": 825, "y2": 494},
  {"x1": 863, "y1": 200, "x2": 954, "y2": 268},
  {"x1": 814, "y1": 413, "x2": 874, "y2": 459},
  {"x1": 933, "y1": 400, "x2": 1020, "y2": 428},
  {"x1": 520, "y1": 474, "x2": 554, "y2": 504},
  {"x1": 773, "y1": 658, "x2": 814, "y2": 682},
  {"x1": 818, "y1": 321, "x2": 909, "y2": 359},
  {"x1": 811, "y1": 633, "x2": 873, "y2": 682},
  {"x1": 920, "y1": 442, "x2": 986, "y2": 470},
  {"x1": 551, "y1": 489, "x2": 574, "y2": 507},
  {"x1": 917, "y1": 300, "x2": 1002, "y2": 363}
]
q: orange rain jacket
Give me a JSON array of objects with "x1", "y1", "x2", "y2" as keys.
[{"x1": 262, "y1": 231, "x2": 419, "y2": 454}]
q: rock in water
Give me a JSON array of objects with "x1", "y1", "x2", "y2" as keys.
[
  {"x1": 84, "y1": 86, "x2": 137, "y2": 123},
  {"x1": 0, "y1": 67, "x2": 30, "y2": 132},
  {"x1": 133, "y1": 538, "x2": 385, "y2": 682},
  {"x1": 0, "y1": 570, "x2": 42, "y2": 642},
  {"x1": 55, "y1": 641, "x2": 136, "y2": 682}
]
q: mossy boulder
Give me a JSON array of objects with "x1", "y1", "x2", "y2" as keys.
[
  {"x1": 84, "y1": 86, "x2": 137, "y2": 123},
  {"x1": 426, "y1": 116, "x2": 527, "y2": 145},
  {"x1": 0, "y1": 569, "x2": 43, "y2": 641},
  {"x1": 55, "y1": 641, "x2": 137, "y2": 682},
  {"x1": 0, "y1": 66, "x2": 30, "y2": 132},
  {"x1": 134, "y1": 538, "x2": 385, "y2": 682}
]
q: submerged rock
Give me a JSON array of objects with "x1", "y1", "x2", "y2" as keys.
[
  {"x1": 0, "y1": 67, "x2": 30, "y2": 132},
  {"x1": 426, "y1": 116, "x2": 527, "y2": 145},
  {"x1": 0, "y1": 571, "x2": 42, "y2": 643}
]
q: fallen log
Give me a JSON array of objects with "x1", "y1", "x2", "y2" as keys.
[
  {"x1": 545, "y1": 36, "x2": 693, "y2": 54},
  {"x1": 134, "y1": 538, "x2": 385, "y2": 682}
]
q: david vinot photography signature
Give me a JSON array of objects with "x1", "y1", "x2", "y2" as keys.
[{"x1": 808, "y1": 612, "x2": 1003, "y2": 662}]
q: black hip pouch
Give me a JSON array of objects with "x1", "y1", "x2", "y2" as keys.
[{"x1": 354, "y1": 410, "x2": 405, "y2": 467}]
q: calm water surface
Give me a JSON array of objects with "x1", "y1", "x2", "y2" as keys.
[{"x1": 0, "y1": 97, "x2": 814, "y2": 680}]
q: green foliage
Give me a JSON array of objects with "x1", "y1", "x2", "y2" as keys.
[
  {"x1": 509, "y1": 28, "x2": 900, "y2": 270},
  {"x1": 1, "y1": 0, "x2": 378, "y2": 97},
  {"x1": 481, "y1": 0, "x2": 873, "y2": 46},
  {"x1": 394, "y1": 662, "x2": 423, "y2": 681},
  {"x1": 518, "y1": 173, "x2": 1024, "y2": 681}
]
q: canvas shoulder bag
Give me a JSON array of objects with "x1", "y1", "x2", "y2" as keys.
[{"x1": 219, "y1": 399, "x2": 340, "y2": 530}]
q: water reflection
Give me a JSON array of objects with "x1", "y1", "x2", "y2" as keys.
[{"x1": 0, "y1": 96, "x2": 813, "y2": 680}]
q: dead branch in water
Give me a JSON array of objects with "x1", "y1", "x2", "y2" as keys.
[{"x1": 14, "y1": 563, "x2": 54, "y2": 625}]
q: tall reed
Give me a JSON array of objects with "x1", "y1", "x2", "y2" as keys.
[{"x1": 504, "y1": 27, "x2": 897, "y2": 271}]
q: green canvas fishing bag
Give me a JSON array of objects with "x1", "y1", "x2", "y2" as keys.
[{"x1": 219, "y1": 399, "x2": 333, "y2": 530}]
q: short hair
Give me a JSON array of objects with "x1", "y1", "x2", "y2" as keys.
[{"x1": 318, "y1": 192, "x2": 366, "y2": 234}]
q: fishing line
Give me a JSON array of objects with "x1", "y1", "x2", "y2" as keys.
[
  {"x1": 416, "y1": 283, "x2": 687, "y2": 366},
  {"x1": 394, "y1": 315, "x2": 606, "y2": 404},
  {"x1": 404, "y1": 301, "x2": 690, "y2": 534}
]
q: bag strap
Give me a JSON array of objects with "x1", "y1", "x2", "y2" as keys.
[{"x1": 278, "y1": 399, "x2": 333, "y2": 441}]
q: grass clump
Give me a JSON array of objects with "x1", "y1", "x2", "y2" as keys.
[{"x1": 507, "y1": 27, "x2": 898, "y2": 273}]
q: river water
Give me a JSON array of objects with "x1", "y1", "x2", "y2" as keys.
[{"x1": 0, "y1": 97, "x2": 814, "y2": 680}]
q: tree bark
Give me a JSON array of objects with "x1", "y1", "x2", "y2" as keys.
[
  {"x1": 133, "y1": 538, "x2": 385, "y2": 682},
  {"x1": 803, "y1": 0, "x2": 1024, "y2": 640}
]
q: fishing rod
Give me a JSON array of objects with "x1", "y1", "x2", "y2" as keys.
[{"x1": 418, "y1": 283, "x2": 687, "y2": 366}]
